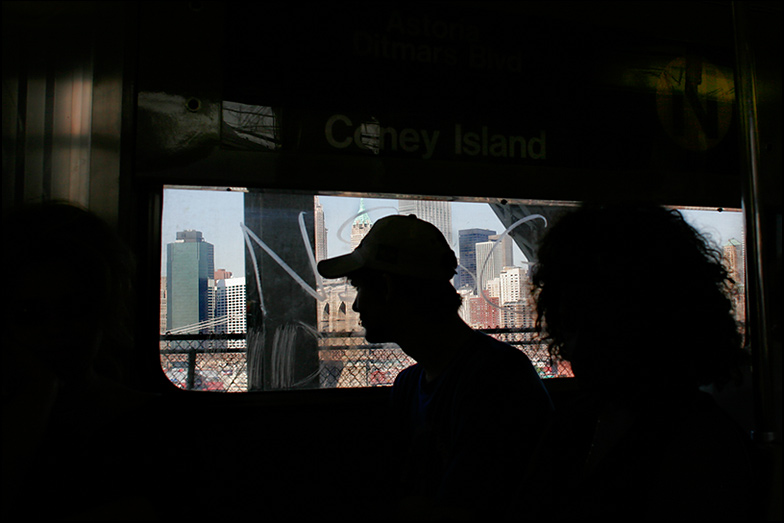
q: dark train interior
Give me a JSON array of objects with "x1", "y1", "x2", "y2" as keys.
[{"x1": 2, "y1": 1, "x2": 781, "y2": 521}]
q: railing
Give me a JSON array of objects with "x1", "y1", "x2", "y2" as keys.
[
  {"x1": 159, "y1": 328, "x2": 572, "y2": 392},
  {"x1": 160, "y1": 333, "x2": 248, "y2": 391}
]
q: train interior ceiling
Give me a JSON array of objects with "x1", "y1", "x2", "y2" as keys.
[{"x1": 2, "y1": 1, "x2": 781, "y2": 521}]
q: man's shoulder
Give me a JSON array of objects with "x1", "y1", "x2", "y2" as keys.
[
  {"x1": 468, "y1": 331, "x2": 532, "y2": 365},
  {"x1": 461, "y1": 331, "x2": 550, "y2": 391},
  {"x1": 393, "y1": 362, "x2": 422, "y2": 389}
]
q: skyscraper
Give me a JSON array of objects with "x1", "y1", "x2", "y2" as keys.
[
  {"x1": 498, "y1": 266, "x2": 535, "y2": 329},
  {"x1": 475, "y1": 234, "x2": 513, "y2": 289},
  {"x1": 314, "y1": 196, "x2": 327, "y2": 262},
  {"x1": 166, "y1": 230, "x2": 215, "y2": 332},
  {"x1": 213, "y1": 277, "x2": 246, "y2": 333},
  {"x1": 398, "y1": 199, "x2": 453, "y2": 246},
  {"x1": 499, "y1": 266, "x2": 526, "y2": 306},
  {"x1": 457, "y1": 228, "x2": 495, "y2": 291},
  {"x1": 213, "y1": 276, "x2": 247, "y2": 348}
]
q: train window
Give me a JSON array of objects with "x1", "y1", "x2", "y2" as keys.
[{"x1": 159, "y1": 186, "x2": 746, "y2": 392}]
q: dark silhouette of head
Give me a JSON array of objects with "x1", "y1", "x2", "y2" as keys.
[
  {"x1": 2, "y1": 201, "x2": 135, "y2": 385},
  {"x1": 531, "y1": 202, "x2": 744, "y2": 398},
  {"x1": 318, "y1": 214, "x2": 458, "y2": 281},
  {"x1": 318, "y1": 214, "x2": 461, "y2": 346}
]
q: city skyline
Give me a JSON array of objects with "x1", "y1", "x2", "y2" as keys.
[
  {"x1": 161, "y1": 187, "x2": 746, "y2": 282},
  {"x1": 160, "y1": 188, "x2": 748, "y2": 387}
]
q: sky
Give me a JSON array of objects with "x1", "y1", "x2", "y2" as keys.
[
  {"x1": 160, "y1": 187, "x2": 746, "y2": 278},
  {"x1": 317, "y1": 196, "x2": 524, "y2": 259},
  {"x1": 160, "y1": 188, "x2": 245, "y2": 276}
]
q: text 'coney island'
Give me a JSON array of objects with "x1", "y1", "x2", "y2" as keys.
[{"x1": 324, "y1": 114, "x2": 546, "y2": 160}]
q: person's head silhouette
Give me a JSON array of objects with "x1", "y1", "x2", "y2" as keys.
[
  {"x1": 2, "y1": 201, "x2": 135, "y2": 386},
  {"x1": 531, "y1": 202, "x2": 744, "y2": 400},
  {"x1": 318, "y1": 214, "x2": 463, "y2": 374}
]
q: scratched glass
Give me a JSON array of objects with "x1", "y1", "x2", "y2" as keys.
[{"x1": 159, "y1": 186, "x2": 746, "y2": 392}]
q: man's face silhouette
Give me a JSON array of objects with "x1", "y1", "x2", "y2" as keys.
[{"x1": 350, "y1": 270, "x2": 394, "y2": 344}]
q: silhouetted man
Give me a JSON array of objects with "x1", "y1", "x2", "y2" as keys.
[{"x1": 318, "y1": 214, "x2": 553, "y2": 520}]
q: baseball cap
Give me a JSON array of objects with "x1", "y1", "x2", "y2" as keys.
[{"x1": 317, "y1": 214, "x2": 457, "y2": 281}]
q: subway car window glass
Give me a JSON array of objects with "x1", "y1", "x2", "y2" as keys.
[{"x1": 159, "y1": 186, "x2": 746, "y2": 392}]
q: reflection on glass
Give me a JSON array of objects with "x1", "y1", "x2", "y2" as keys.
[{"x1": 222, "y1": 102, "x2": 280, "y2": 150}]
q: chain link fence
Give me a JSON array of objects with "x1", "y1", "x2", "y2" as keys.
[
  {"x1": 160, "y1": 329, "x2": 572, "y2": 392},
  {"x1": 160, "y1": 334, "x2": 248, "y2": 392}
]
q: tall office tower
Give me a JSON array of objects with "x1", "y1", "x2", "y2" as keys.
[
  {"x1": 475, "y1": 234, "x2": 513, "y2": 289},
  {"x1": 213, "y1": 276, "x2": 247, "y2": 347},
  {"x1": 398, "y1": 199, "x2": 453, "y2": 246},
  {"x1": 499, "y1": 266, "x2": 526, "y2": 305},
  {"x1": 490, "y1": 234, "x2": 514, "y2": 268},
  {"x1": 499, "y1": 266, "x2": 535, "y2": 329},
  {"x1": 314, "y1": 196, "x2": 328, "y2": 262},
  {"x1": 351, "y1": 198, "x2": 372, "y2": 249},
  {"x1": 475, "y1": 241, "x2": 496, "y2": 289},
  {"x1": 166, "y1": 230, "x2": 215, "y2": 332},
  {"x1": 457, "y1": 228, "x2": 495, "y2": 291}
]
